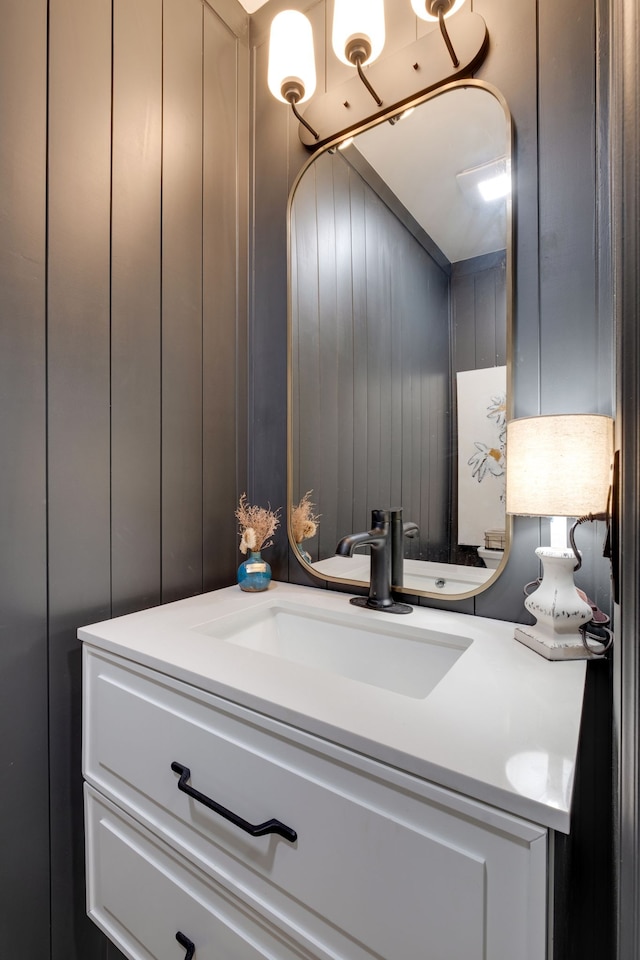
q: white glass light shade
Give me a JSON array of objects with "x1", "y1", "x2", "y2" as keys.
[
  {"x1": 506, "y1": 414, "x2": 614, "y2": 518},
  {"x1": 411, "y1": 0, "x2": 466, "y2": 22},
  {"x1": 268, "y1": 10, "x2": 316, "y2": 104},
  {"x1": 332, "y1": 0, "x2": 386, "y2": 66}
]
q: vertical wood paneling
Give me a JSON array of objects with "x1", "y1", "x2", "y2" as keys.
[
  {"x1": 47, "y1": 0, "x2": 113, "y2": 956},
  {"x1": 111, "y1": 0, "x2": 163, "y2": 617},
  {"x1": 162, "y1": 0, "x2": 204, "y2": 602},
  {"x1": 538, "y1": 0, "x2": 599, "y2": 414},
  {"x1": 292, "y1": 153, "x2": 450, "y2": 559},
  {"x1": 1, "y1": 1, "x2": 248, "y2": 956},
  {"x1": 203, "y1": 4, "x2": 245, "y2": 590},
  {"x1": 0, "y1": 1, "x2": 49, "y2": 953}
]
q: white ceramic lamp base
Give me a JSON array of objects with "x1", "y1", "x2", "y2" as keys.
[{"x1": 514, "y1": 547, "x2": 606, "y2": 660}]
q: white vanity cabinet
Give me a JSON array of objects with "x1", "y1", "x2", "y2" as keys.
[{"x1": 83, "y1": 644, "x2": 549, "y2": 960}]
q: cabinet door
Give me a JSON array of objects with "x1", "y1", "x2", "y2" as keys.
[
  {"x1": 85, "y1": 648, "x2": 547, "y2": 960},
  {"x1": 85, "y1": 785, "x2": 316, "y2": 960}
]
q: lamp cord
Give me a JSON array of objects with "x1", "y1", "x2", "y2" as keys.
[
  {"x1": 523, "y1": 512, "x2": 613, "y2": 657},
  {"x1": 569, "y1": 512, "x2": 608, "y2": 572},
  {"x1": 523, "y1": 575, "x2": 613, "y2": 657}
]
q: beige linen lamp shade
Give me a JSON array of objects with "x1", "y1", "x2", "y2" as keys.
[{"x1": 506, "y1": 414, "x2": 613, "y2": 518}]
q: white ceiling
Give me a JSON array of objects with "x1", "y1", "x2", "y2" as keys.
[
  {"x1": 238, "y1": 0, "x2": 270, "y2": 11},
  {"x1": 350, "y1": 86, "x2": 509, "y2": 263}
]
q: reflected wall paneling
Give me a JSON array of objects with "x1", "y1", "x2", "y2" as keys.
[
  {"x1": 315, "y1": 154, "x2": 341, "y2": 561},
  {"x1": 348, "y1": 168, "x2": 369, "y2": 541},
  {"x1": 291, "y1": 154, "x2": 450, "y2": 561},
  {"x1": 334, "y1": 164, "x2": 356, "y2": 545},
  {"x1": 0, "y1": 0, "x2": 49, "y2": 954},
  {"x1": 0, "y1": 0, "x2": 248, "y2": 957}
]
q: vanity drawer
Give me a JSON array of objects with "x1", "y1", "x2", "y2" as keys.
[
  {"x1": 84, "y1": 646, "x2": 547, "y2": 960},
  {"x1": 85, "y1": 784, "x2": 314, "y2": 960}
]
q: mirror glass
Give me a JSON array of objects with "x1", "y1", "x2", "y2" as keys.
[{"x1": 288, "y1": 81, "x2": 512, "y2": 598}]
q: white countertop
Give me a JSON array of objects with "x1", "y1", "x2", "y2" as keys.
[{"x1": 78, "y1": 581, "x2": 587, "y2": 833}]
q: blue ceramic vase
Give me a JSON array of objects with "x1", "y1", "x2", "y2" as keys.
[{"x1": 237, "y1": 551, "x2": 272, "y2": 592}]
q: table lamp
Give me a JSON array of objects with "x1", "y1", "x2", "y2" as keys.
[{"x1": 505, "y1": 414, "x2": 614, "y2": 660}]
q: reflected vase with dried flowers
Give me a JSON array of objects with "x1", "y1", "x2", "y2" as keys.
[
  {"x1": 291, "y1": 490, "x2": 320, "y2": 564},
  {"x1": 235, "y1": 493, "x2": 281, "y2": 592}
]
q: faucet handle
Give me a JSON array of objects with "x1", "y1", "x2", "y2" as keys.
[{"x1": 370, "y1": 508, "x2": 390, "y2": 531}]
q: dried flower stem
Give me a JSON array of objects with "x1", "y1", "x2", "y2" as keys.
[{"x1": 236, "y1": 493, "x2": 280, "y2": 554}]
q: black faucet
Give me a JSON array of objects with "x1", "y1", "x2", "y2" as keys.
[{"x1": 336, "y1": 508, "x2": 413, "y2": 615}]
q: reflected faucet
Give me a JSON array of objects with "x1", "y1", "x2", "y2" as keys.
[
  {"x1": 336, "y1": 509, "x2": 413, "y2": 615},
  {"x1": 391, "y1": 509, "x2": 419, "y2": 590}
]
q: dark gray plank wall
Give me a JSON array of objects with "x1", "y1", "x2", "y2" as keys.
[
  {"x1": 291, "y1": 152, "x2": 450, "y2": 562},
  {"x1": 47, "y1": 2, "x2": 113, "y2": 954},
  {"x1": 0, "y1": 2, "x2": 49, "y2": 956},
  {"x1": 162, "y1": 0, "x2": 205, "y2": 604},
  {"x1": 0, "y1": 0, "x2": 248, "y2": 957},
  {"x1": 112, "y1": 0, "x2": 163, "y2": 618},
  {"x1": 204, "y1": 4, "x2": 249, "y2": 590}
]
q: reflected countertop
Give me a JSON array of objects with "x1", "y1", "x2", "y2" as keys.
[
  {"x1": 79, "y1": 581, "x2": 586, "y2": 833},
  {"x1": 311, "y1": 554, "x2": 494, "y2": 593}
]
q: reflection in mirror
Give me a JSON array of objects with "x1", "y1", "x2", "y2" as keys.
[{"x1": 288, "y1": 82, "x2": 512, "y2": 599}]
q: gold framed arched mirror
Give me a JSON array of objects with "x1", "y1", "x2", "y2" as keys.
[{"x1": 288, "y1": 80, "x2": 513, "y2": 600}]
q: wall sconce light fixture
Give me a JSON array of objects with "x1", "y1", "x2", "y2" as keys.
[
  {"x1": 506, "y1": 414, "x2": 615, "y2": 660},
  {"x1": 332, "y1": 0, "x2": 386, "y2": 106},
  {"x1": 267, "y1": 10, "x2": 320, "y2": 140},
  {"x1": 267, "y1": 2, "x2": 488, "y2": 147}
]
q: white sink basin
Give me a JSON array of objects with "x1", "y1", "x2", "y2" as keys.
[{"x1": 192, "y1": 600, "x2": 472, "y2": 699}]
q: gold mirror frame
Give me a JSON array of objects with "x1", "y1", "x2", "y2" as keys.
[{"x1": 287, "y1": 79, "x2": 513, "y2": 601}]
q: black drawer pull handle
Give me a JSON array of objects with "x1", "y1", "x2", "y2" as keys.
[
  {"x1": 176, "y1": 931, "x2": 195, "y2": 959},
  {"x1": 171, "y1": 761, "x2": 297, "y2": 843}
]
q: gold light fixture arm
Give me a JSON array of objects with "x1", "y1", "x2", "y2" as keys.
[
  {"x1": 290, "y1": 98, "x2": 320, "y2": 141},
  {"x1": 355, "y1": 59, "x2": 383, "y2": 106},
  {"x1": 281, "y1": 79, "x2": 320, "y2": 141},
  {"x1": 345, "y1": 37, "x2": 383, "y2": 107},
  {"x1": 436, "y1": 5, "x2": 460, "y2": 68}
]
